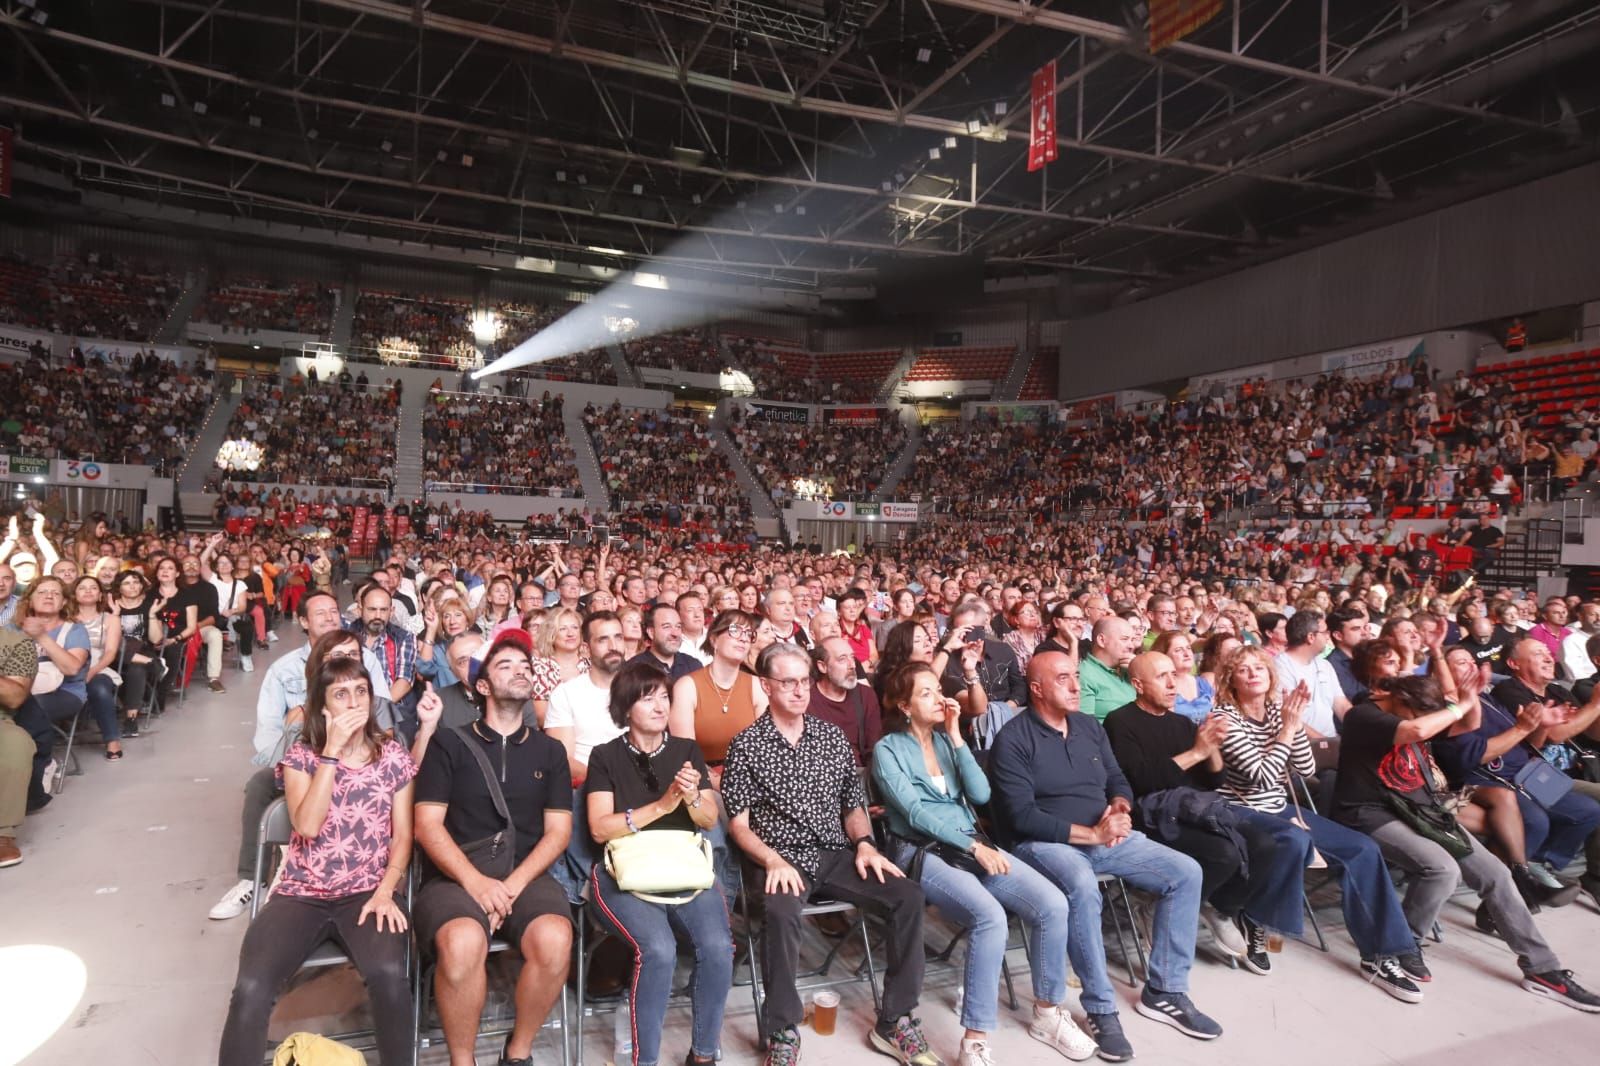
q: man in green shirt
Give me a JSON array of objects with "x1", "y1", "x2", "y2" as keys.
[{"x1": 1080, "y1": 616, "x2": 1139, "y2": 721}]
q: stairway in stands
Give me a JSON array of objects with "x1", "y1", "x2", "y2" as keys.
[
  {"x1": 330, "y1": 280, "x2": 358, "y2": 348},
  {"x1": 391, "y1": 385, "x2": 428, "y2": 501},
  {"x1": 177, "y1": 374, "x2": 243, "y2": 524},
  {"x1": 708, "y1": 406, "x2": 784, "y2": 539},
  {"x1": 607, "y1": 342, "x2": 641, "y2": 387},
  {"x1": 565, "y1": 403, "x2": 611, "y2": 509},
  {"x1": 156, "y1": 266, "x2": 209, "y2": 345},
  {"x1": 873, "y1": 419, "x2": 922, "y2": 500},
  {"x1": 876, "y1": 346, "x2": 918, "y2": 402},
  {"x1": 995, "y1": 346, "x2": 1035, "y2": 401}
]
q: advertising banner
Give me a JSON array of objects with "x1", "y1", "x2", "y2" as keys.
[
  {"x1": 1149, "y1": 0, "x2": 1224, "y2": 52},
  {"x1": 819, "y1": 501, "x2": 854, "y2": 519},
  {"x1": 881, "y1": 502, "x2": 919, "y2": 522},
  {"x1": 746, "y1": 401, "x2": 810, "y2": 424},
  {"x1": 1320, "y1": 335, "x2": 1425, "y2": 376},
  {"x1": 821, "y1": 406, "x2": 886, "y2": 425},
  {"x1": 1028, "y1": 61, "x2": 1057, "y2": 173},
  {"x1": 0, "y1": 322, "x2": 52, "y2": 357}
]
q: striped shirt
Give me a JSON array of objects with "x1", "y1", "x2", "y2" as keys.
[{"x1": 1214, "y1": 701, "x2": 1317, "y2": 813}]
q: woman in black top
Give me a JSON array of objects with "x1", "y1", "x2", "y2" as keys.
[{"x1": 586, "y1": 661, "x2": 731, "y2": 1066}]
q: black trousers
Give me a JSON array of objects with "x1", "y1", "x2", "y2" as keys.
[
  {"x1": 218, "y1": 890, "x2": 412, "y2": 1066},
  {"x1": 759, "y1": 848, "x2": 925, "y2": 1037}
]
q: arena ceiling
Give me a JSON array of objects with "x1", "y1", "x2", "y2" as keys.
[{"x1": 3, "y1": 0, "x2": 1600, "y2": 297}]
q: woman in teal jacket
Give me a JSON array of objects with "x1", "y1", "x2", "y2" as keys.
[{"x1": 872, "y1": 662, "x2": 1095, "y2": 1066}]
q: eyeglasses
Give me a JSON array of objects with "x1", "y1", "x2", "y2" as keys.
[
  {"x1": 766, "y1": 676, "x2": 812, "y2": 693},
  {"x1": 723, "y1": 625, "x2": 754, "y2": 640}
]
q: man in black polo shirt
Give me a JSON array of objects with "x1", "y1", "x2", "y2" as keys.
[
  {"x1": 414, "y1": 629, "x2": 573, "y2": 1066},
  {"x1": 1467, "y1": 516, "x2": 1506, "y2": 571},
  {"x1": 177, "y1": 554, "x2": 227, "y2": 692},
  {"x1": 625, "y1": 603, "x2": 701, "y2": 681}
]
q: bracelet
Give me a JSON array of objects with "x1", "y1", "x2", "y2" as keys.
[
  {"x1": 317, "y1": 755, "x2": 340, "y2": 767},
  {"x1": 1448, "y1": 702, "x2": 1466, "y2": 722},
  {"x1": 687, "y1": 792, "x2": 701, "y2": 809},
  {"x1": 963, "y1": 674, "x2": 979, "y2": 684},
  {"x1": 624, "y1": 808, "x2": 638, "y2": 834}
]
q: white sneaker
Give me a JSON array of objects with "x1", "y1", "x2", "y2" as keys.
[
  {"x1": 958, "y1": 1038, "x2": 994, "y2": 1066},
  {"x1": 1029, "y1": 1004, "x2": 1098, "y2": 1062},
  {"x1": 208, "y1": 878, "x2": 255, "y2": 920},
  {"x1": 1202, "y1": 905, "x2": 1247, "y2": 957},
  {"x1": 240, "y1": 654, "x2": 254, "y2": 673},
  {"x1": 42, "y1": 759, "x2": 61, "y2": 795},
  {"x1": 266, "y1": 631, "x2": 279, "y2": 644}
]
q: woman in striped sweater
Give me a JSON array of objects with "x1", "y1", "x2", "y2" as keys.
[{"x1": 1212, "y1": 645, "x2": 1426, "y2": 1001}]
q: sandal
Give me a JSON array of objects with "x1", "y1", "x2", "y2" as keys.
[{"x1": 106, "y1": 748, "x2": 124, "y2": 761}]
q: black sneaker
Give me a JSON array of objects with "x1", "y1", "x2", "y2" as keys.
[
  {"x1": 764, "y1": 1026, "x2": 801, "y2": 1066},
  {"x1": 1134, "y1": 986, "x2": 1222, "y2": 1040},
  {"x1": 1522, "y1": 970, "x2": 1600, "y2": 1013},
  {"x1": 1238, "y1": 915, "x2": 1271, "y2": 976},
  {"x1": 1397, "y1": 946, "x2": 1432, "y2": 984},
  {"x1": 1361, "y1": 956, "x2": 1425, "y2": 1003},
  {"x1": 498, "y1": 1034, "x2": 533, "y2": 1066},
  {"x1": 1084, "y1": 1012, "x2": 1134, "y2": 1063},
  {"x1": 1474, "y1": 901, "x2": 1500, "y2": 938}
]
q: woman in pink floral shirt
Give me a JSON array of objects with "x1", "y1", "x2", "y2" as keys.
[{"x1": 219, "y1": 656, "x2": 417, "y2": 1066}]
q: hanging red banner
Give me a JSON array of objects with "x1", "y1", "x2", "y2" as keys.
[
  {"x1": 0, "y1": 127, "x2": 12, "y2": 199},
  {"x1": 1027, "y1": 61, "x2": 1057, "y2": 173},
  {"x1": 1149, "y1": 0, "x2": 1224, "y2": 52}
]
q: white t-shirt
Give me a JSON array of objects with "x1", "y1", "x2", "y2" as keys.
[
  {"x1": 210, "y1": 576, "x2": 247, "y2": 617},
  {"x1": 545, "y1": 674, "x2": 623, "y2": 768},
  {"x1": 1272, "y1": 651, "x2": 1343, "y2": 738}
]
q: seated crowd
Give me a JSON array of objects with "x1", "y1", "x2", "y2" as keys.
[
  {"x1": 623, "y1": 328, "x2": 726, "y2": 376},
  {"x1": 353, "y1": 290, "x2": 477, "y2": 368},
  {"x1": 730, "y1": 411, "x2": 909, "y2": 503},
  {"x1": 583, "y1": 402, "x2": 756, "y2": 546},
  {"x1": 13, "y1": 494, "x2": 1600, "y2": 1066},
  {"x1": 422, "y1": 392, "x2": 579, "y2": 496},
  {"x1": 197, "y1": 276, "x2": 338, "y2": 337},
  {"x1": 0, "y1": 350, "x2": 208, "y2": 473},
  {"x1": 0, "y1": 250, "x2": 183, "y2": 341},
  {"x1": 901, "y1": 358, "x2": 1585, "y2": 521},
  {"x1": 723, "y1": 334, "x2": 826, "y2": 403},
  {"x1": 214, "y1": 376, "x2": 399, "y2": 490},
  {"x1": 484, "y1": 299, "x2": 616, "y2": 385}
]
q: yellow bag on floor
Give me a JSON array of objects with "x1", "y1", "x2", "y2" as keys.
[{"x1": 272, "y1": 1032, "x2": 367, "y2": 1066}]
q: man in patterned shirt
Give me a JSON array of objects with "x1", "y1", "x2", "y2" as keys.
[
  {"x1": 0, "y1": 624, "x2": 41, "y2": 866},
  {"x1": 723, "y1": 643, "x2": 942, "y2": 1066}
]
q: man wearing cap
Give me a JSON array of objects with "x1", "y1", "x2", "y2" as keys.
[{"x1": 414, "y1": 628, "x2": 574, "y2": 1066}]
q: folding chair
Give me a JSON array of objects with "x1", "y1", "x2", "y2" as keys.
[
  {"x1": 737, "y1": 863, "x2": 880, "y2": 1047},
  {"x1": 49, "y1": 703, "x2": 89, "y2": 791},
  {"x1": 411, "y1": 902, "x2": 572, "y2": 1066},
  {"x1": 1097, "y1": 873, "x2": 1149, "y2": 987},
  {"x1": 250, "y1": 798, "x2": 417, "y2": 1063}
]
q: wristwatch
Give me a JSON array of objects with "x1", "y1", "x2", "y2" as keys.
[{"x1": 851, "y1": 836, "x2": 876, "y2": 852}]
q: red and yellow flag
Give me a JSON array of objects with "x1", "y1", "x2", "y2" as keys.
[{"x1": 1149, "y1": 0, "x2": 1224, "y2": 52}]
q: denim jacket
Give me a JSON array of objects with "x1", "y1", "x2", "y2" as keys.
[{"x1": 873, "y1": 730, "x2": 990, "y2": 851}]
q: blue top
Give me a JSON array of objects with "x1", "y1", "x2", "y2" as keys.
[
  {"x1": 987, "y1": 708, "x2": 1132, "y2": 847},
  {"x1": 1431, "y1": 692, "x2": 1532, "y2": 787},
  {"x1": 872, "y1": 731, "x2": 990, "y2": 851},
  {"x1": 47, "y1": 622, "x2": 91, "y2": 701},
  {"x1": 1173, "y1": 676, "x2": 1215, "y2": 724}
]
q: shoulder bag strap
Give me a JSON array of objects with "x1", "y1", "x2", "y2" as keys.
[{"x1": 452, "y1": 725, "x2": 515, "y2": 836}]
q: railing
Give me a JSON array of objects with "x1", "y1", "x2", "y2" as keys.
[{"x1": 424, "y1": 481, "x2": 582, "y2": 498}]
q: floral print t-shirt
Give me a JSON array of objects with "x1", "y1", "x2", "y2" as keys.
[{"x1": 274, "y1": 738, "x2": 417, "y2": 900}]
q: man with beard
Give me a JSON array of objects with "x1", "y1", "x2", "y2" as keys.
[
  {"x1": 544, "y1": 611, "x2": 628, "y2": 900},
  {"x1": 348, "y1": 583, "x2": 417, "y2": 711},
  {"x1": 808, "y1": 636, "x2": 883, "y2": 768},
  {"x1": 414, "y1": 628, "x2": 574, "y2": 1066},
  {"x1": 177, "y1": 554, "x2": 228, "y2": 693},
  {"x1": 627, "y1": 603, "x2": 702, "y2": 681}
]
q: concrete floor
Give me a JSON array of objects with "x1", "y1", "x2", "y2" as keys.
[{"x1": 5, "y1": 631, "x2": 1600, "y2": 1066}]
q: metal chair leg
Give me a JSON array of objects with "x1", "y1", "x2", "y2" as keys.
[
  {"x1": 1114, "y1": 879, "x2": 1148, "y2": 985},
  {"x1": 856, "y1": 913, "x2": 880, "y2": 1014},
  {"x1": 575, "y1": 910, "x2": 587, "y2": 1066},
  {"x1": 1301, "y1": 896, "x2": 1329, "y2": 952}
]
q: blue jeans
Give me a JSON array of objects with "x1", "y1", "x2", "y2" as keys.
[
  {"x1": 554, "y1": 791, "x2": 599, "y2": 904},
  {"x1": 84, "y1": 674, "x2": 122, "y2": 744},
  {"x1": 889, "y1": 840, "x2": 1069, "y2": 1032},
  {"x1": 1516, "y1": 786, "x2": 1600, "y2": 869},
  {"x1": 975, "y1": 701, "x2": 1023, "y2": 750},
  {"x1": 1270, "y1": 808, "x2": 1415, "y2": 958},
  {"x1": 1014, "y1": 830, "x2": 1201, "y2": 1016},
  {"x1": 591, "y1": 866, "x2": 734, "y2": 1066}
]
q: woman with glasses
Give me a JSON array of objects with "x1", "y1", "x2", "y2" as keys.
[
  {"x1": 669, "y1": 610, "x2": 768, "y2": 784},
  {"x1": 588, "y1": 660, "x2": 732, "y2": 1066},
  {"x1": 1037, "y1": 602, "x2": 1084, "y2": 659}
]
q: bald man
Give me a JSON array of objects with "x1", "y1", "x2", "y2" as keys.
[
  {"x1": 1106, "y1": 653, "x2": 1313, "y2": 973},
  {"x1": 1079, "y1": 616, "x2": 1139, "y2": 722},
  {"x1": 987, "y1": 651, "x2": 1221, "y2": 1061}
]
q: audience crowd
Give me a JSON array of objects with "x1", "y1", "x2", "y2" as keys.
[
  {"x1": 0, "y1": 250, "x2": 182, "y2": 341},
  {"x1": 214, "y1": 377, "x2": 398, "y2": 490},
  {"x1": 353, "y1": 290, "x2": 477, "y2": 368},
  {"x1": 0, "y1": 351, "x2": 208, "y2": 474},
  {"x1": 730, "y1": 411, "x2": 909, "y2": 503},
  {"x1": 197, "y1": 277, "x2": 337, "y2": 337},
  {"x1": 623, "y1": 328, "x2": 725, "y2": 376},
  {"x1": 422, "y1": 392, "x2": 579, "y2": 496}
]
